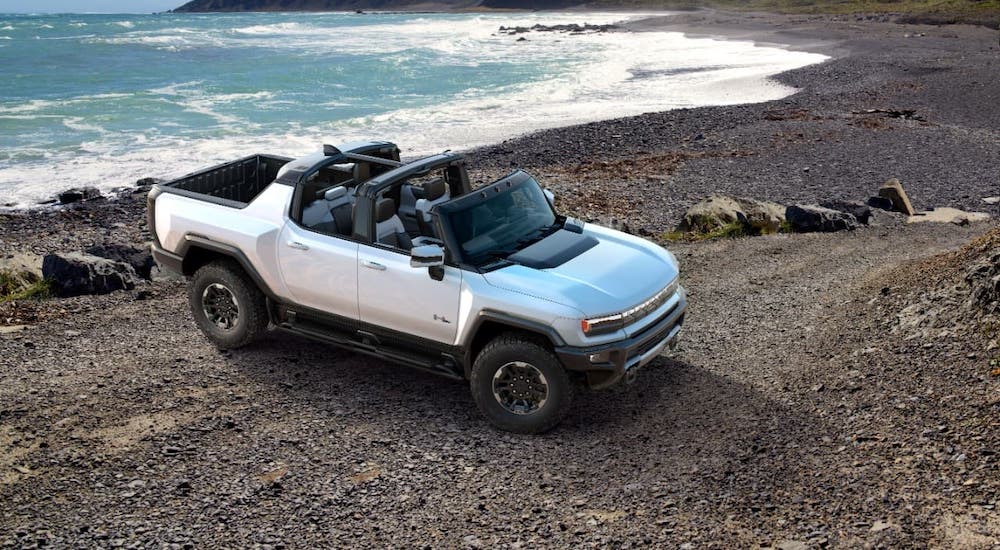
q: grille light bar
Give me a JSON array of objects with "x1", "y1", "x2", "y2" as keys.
[{"x1": 581, "y1": 277, "x2": 679, "y2": 336}]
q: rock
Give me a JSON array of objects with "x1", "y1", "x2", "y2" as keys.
[
  {"x1": 866, "y1": 196, "x2": 895, "y2": 211},
  {"x1": 785, "y1": 204, "x2": 861, "y2": 232},
  {"x1": 819, "y1": 199, "x2": 872, "y2": 224},
  {"x1": 870, "y1": 520, "x2": 897, "y2": 533},
  {"x1": 777, "y1": 541, "x2": 809, "y2": 550},
  {"x1": 983, "y1": 196, "x2": 1000, "y2": 205},
  {"x1": 906, "y1": 207, "x2": 990, "y2": 225},
  {"x1": 57, "y1": 187, "x2": 102, "y2": 205},
  {"x1": 462, "y1": 535, "x2": 483, "y2": 548},
  {"x1": 0, "y1": 254, "x2": 43, "y2": 297},
  {"x1": 678, "y1": 194, "x2": 786, "y2": 233},
  {"x1": 85, "y1": 244, "x2": 155, "y2": 280},
  {"x1": 41, "y1": 253, "x2": 139, "y2": 297},
  {"x1": 966, "y1": 248, "x2": 1000, "y2": 315},
  {"x1": 135, "y1": 177, "x2": 162, "y2": 188},
  {"x1": 877, "y1": 178, "x2": 915, "y2": 216}
]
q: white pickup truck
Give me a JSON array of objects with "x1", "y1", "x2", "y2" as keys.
[{"x1": 147, "y1": 141, "x2": 686, "y2": 433}]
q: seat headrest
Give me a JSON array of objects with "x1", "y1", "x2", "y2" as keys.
[
  {"x1": 353, "y1": 162, "x2": 371, "y2": 183},
  {"x1": 324, "y1": 186, "x2": 348, "y2": 201},
  {"x1": 423, "y1": 178, "x2": 447, "y2": 201},
  {"x1": 375, "y1": 197, "x2": 396, "y2": 223}
]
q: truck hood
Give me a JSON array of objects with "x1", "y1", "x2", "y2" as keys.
[{"x1": 482, "y1": 228, "x2": 679, "y2": 318}]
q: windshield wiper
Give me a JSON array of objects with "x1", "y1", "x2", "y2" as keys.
[
  {"x1": 515, "y1": 223, "x2": 560, "y2": 247},
  {"x1": 484, "y1": 248, "x2": 516, "y2": 259}
]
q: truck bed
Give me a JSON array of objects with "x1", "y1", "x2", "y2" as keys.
[{"x1": 161, "y1": 154, "x2": 291, "y2": 208}]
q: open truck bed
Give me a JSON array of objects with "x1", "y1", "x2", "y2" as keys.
[{"x1": 161, "y1": 154, "x2": 291, "y2": 208}]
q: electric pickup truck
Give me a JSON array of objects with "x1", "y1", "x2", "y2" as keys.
[{"x1": 147, "y1": 141, "x2": 686, "y2": 433}]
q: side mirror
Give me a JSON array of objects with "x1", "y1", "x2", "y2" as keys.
[
  {"x1": 410, "y1": 244, "x2": 445, "y2": 269},
  {"x1": 543, "y1": 188, "x2": 556, "y2": 208}
]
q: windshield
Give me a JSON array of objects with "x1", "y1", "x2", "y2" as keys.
[{"x1": 443, "y1": 175, "x2": 557, "y2": 266}]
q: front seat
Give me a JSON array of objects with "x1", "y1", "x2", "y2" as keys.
[
  {"x1": 415, "y1": 178, "x2": 449, "y2": 237},
  {"x1": 353, "y1": 162, "x2": 371, "y2": 184},
  {"x1": 374, "y1": 197, "x2": 412, "y2": 250}
]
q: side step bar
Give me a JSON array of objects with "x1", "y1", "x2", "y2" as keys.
[{"x1": 278, "y1": 322, "x2": 464, "y2": 381}]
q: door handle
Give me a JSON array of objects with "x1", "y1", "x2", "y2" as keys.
[
  {"x1": 287, "y1": 241, "x2": 309, "y2": 251},
  {"x1": 362, "y1": 260, "x2": 386, "y2": 271}
]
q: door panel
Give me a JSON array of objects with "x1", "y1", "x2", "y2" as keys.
[
  {"x1": 277, "y1": 223, "x2": 360, "y2": 320},
  {"x1": 358, "y1": 245, "x2": 462, "y2": 345}
]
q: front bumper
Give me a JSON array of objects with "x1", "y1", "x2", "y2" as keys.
[{"x1": 555, "y1": 287, "x2": 686, "y2": 390}]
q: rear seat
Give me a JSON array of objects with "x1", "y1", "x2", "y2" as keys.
[{"x1": 301, "y1": 185, "x2": 355, "y2": 236}]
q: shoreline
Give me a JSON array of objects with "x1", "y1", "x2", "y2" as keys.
[
  {"x1": 2, "y1": 10, "x2": 997, "y2": 229},
  {"x1": 464, "y1": 10, "x2": 1000, "y2": 231}
]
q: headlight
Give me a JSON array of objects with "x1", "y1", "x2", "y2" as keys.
[{"x1": 581, "y1": 313, "x2": 624, "y2": 336}]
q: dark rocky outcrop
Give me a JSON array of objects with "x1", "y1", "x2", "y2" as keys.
[
  {"x1": 819, "y1": 199, "x2": 872, "y2": 224},
  {"x1": 785, "y1": 204, "x2": 861, "y2": 232},
  {"x1": 41, "y1": 253, "x2": 139, "y2": 297},
  {"x1": 85, "y1": 244, "x2": 155, "y2": 280},
  {"x1": 57, "y1": 187, "x2": 102, "y2": 205},
  {"x1": 498, "y1": 23, "x2": 618, "y2": 35}
]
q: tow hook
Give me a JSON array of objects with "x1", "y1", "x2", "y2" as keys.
[{"x1": 624, "y1": 369, "x2": 639, "y2": 385}]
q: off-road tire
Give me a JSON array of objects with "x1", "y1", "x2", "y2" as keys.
[
  {"x1": 188, "y1": 259, "x2": 269, "y2": 350},
  {"x1": 470, "y1": 332, "x2": 573, "y2": 434}
]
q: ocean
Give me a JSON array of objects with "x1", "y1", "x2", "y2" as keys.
[{"x1": 0, "y1": 11, "x2": 828, "y2": 207}]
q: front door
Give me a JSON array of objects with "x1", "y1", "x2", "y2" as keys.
[
  {"x1": 277, "y1": 223, "x2": 360, "y2": 320},
  {"x1": 357, "y1": 244, "x2": 462, "y2": 345}
]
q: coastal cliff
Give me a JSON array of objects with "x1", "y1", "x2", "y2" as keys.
[{"x1": 171, "y1": 0, "x2": 584, "y2": 11}]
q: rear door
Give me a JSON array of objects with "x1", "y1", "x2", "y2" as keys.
[
  {"x1": 277, "y1": 222, "x2": 359, "y2": 320},
  {"x1": 357, "y1": 244, "x2": 462, "y2": 345}
]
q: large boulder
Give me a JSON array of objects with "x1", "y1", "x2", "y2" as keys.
[
  {"x1": 819, "y1": 199, "x2": 872, "y2": 224},
  {"x1": 41, "y1": 253, "x2": 138, "y2": 297},
  {"x1": 57, "y1": 187, "x2": 102, "y2": 205},
  {"x1": 877, "y1": 178, "x2": 915, "y2": 216},
  {"x1": 785, "y1": 204, "x2": 861, "y2": 232},
  {"x1": 85, "y1": 243, "x2": 155, "y2": 280},
  {"x1": 678, "y1": 195, "x2": 786, "y2": 233}
]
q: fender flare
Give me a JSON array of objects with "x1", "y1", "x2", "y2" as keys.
[
  {"x1": 461, "y1": 310, "x2": 567, "y2": 377},
  {"x1": 178, "y1": 235, "x2": 281, "y2": 302}
]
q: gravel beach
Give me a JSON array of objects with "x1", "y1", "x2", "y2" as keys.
[{"x1": 1, "y1": 10, "x2": 999, "y2": 548}]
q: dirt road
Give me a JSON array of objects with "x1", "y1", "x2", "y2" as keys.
[{"x1": 3, "y1": 221, "x2": 996, "y2": 548}]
